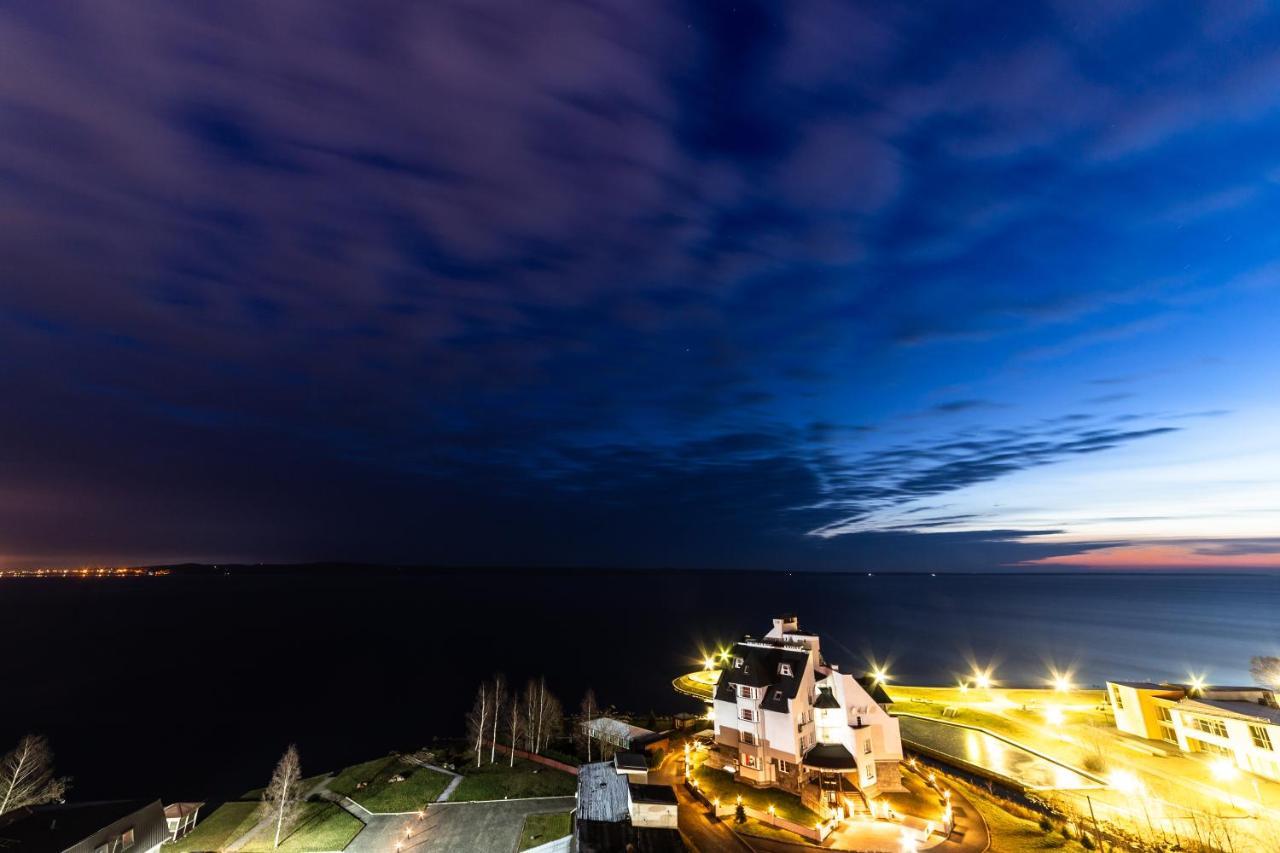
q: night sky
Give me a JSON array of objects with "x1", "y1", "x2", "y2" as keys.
[{"x1": 2, "y1": 1, "x2": 1279, "y2": 571}]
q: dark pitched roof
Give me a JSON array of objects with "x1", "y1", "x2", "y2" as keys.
[
  {"x1": 716, "y1": 641, "x2": 808, "y2": 706},
  {"x1": 857, "y1": 675, "x2": 894, "y2": 704},
  {"x1": 629, "y1": 784, "x2": 678, "y2": 805},
  {"x1": 802, "y1": 743, "x2": 859, "y2": 771},
  {"x1": 813, "y1": 687, "x2": 840, "y2": 709},
  {"x1": 614, "y1": 752, "x2": 648, "y2": 772}
]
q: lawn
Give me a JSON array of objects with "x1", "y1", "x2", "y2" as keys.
[
  {"x1": 688, "y1": 758, "x2": 818, "y2": 826},
  {"x1": 517, "y1": 811, "x2": 572, "y2": 850},
  {"x1": 240, "y1": 801, "x2": 363, "y2": 852},
  {"x1": 322, "y1": 755, "x2": 451, "y2": 812},
  {"x1": 163, "y1": 801, "x2": 262, "y2": 852},
  {"x1": 451, "y1": 758, "x2": 577, "y2": 801}
]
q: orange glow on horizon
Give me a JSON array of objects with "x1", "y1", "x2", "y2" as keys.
[{"x1": 1029, "y1": 543, "x2": 1280, "y2": 569}]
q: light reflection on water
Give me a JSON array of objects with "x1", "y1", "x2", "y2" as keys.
[{"x1": 899, "y1": 715, "x2": 1097, "y2": 789}]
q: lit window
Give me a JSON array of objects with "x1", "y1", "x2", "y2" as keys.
[
  {"x1": 740, "y1": 708, "x2": 756, "y2": 722},
  {"x1": 120, "y1": 829, "x2": 135, "y2": 850},
  {"x1": 741, "y1": 731, "x2": 755, "y2": 745},
  {"x1": 743, "y1": 752, "x2": 757, "y2": 768},
  {"x1": 1193, "y1": 718, "x2": 1228, "y2": 738},
  {"x1": 779, "y1": 663, "x2": 793, "y2": 677},
  {"x1": 738, "y1": 685, "x2": 754, "y2": 700},
  {"x1": 733, "y1": 657, "x2": 744, "y2": 669}
]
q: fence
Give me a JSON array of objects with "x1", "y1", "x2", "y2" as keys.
[{"x1": 487, "y1": 741, "x2": 580, "y2": 776}]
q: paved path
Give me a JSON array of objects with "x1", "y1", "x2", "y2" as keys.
[
  {"x1": 401, "y1": 754, "x2": 465, "y2": 802},
  {"x1": 344, "y1": 796, "x2": 577, "y2": 853}
]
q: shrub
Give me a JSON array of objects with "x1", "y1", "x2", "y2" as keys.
[
  {"x1": 1082, "y1": 754, "x2": 1106, "y2": 773},
  {"x1": 735, "y1": 803, "x2": 747, "y2": 824},
  {"x1": 1081, "y1": 834, "x2": 1096, "y2": 850},
  {"x1": 1060, "y1": 824, "x2": 1074, "y2": 840},
  {"x1": 1039, "y1": 816, "x2": 1053, "y2": 832}
]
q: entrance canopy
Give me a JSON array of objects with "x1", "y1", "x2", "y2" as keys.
[{"x1": 801, "y1": 742, "x2": 859, "y2": 772}]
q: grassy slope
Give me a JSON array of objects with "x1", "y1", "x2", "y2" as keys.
[
  {"x1": 688, "y1": 760, "x2": 818, "y2": 826},
  {"x1": 953, "y1": 780, "x2": 1077, "y2": 853},
  {"x1": 517, "y1": 812, "x2": 573, "y2": 851},
  {"x1": 451, "y1": 758, "x2": 577, "y2": 801},
  {"x1": 240, "y1": 801, "x2": 363, "y2": 852},
  {"x1": 163, "y1": 802, "x2": 262, "y2": 852}
]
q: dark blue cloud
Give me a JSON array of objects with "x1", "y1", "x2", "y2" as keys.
[{"x1": 0, "y1": 0, "x2": 1277, "y2": 567}]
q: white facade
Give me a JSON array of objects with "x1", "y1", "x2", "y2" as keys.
[
  {"x1": 1108, "y1": 681, "x2": 1280, "y2": 781},
  {"x1": 712, "y1": 615, "x2": 903, "y2": 799}
]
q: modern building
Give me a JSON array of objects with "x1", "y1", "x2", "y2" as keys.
[
  {"x1": 0, "y1": 799, "x2": 169, "y2": 853},
  {"x1": 711, "y1": 615, "x2": 904, "y2": 816},
  {"x1": 1107, "y1": 681, "x2": 1280, "y2": 780},
  {"x1": 584, "y1": 717, "x2": 671, "y2": 756},
  {"x1": 574, "y1": 757, "x2": 682, "y2": 852}
]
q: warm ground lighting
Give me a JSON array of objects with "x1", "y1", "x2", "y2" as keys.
[
  {"x1": 1211, "y1": 758, "x2": 1238, "y2": 783},
  {"x1": 1044, "y1": 705, "x2": 1065, "y2": 725},
  {"x1": 1108, "y1": 770, "x2": 1143, "y2": 794}
]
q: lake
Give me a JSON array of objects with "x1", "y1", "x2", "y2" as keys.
[{"x1": 1, "y1": 570, "x2": 1274, "y2": 803}]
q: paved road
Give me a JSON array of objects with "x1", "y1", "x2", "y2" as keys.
[{"x1": 344, "y1": 796, "x2": 577, "y2": 853}]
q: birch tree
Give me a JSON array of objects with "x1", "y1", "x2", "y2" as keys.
[
  {"x1": 466, "y1": 681, "x2": 490, "y2": 768},
  {"x1": 541, "y1": 693, "x2": 564, "y2": 755},
  {"x1": 523, "y1": 679, "x2": 538, "y2": 753},
  {"x1": 263, "y1": 744, "x2": 302, "y2": 849},
  {"x1": 505, "y1": 700, "x2": 525, "y2": 767},
  {"x1": 0, "y1": 734, "x2": 69, "y2": 816},
  {"x1": 490, "y1": 674, "x2": 506, "y2": 764},
  {"x1": 579, "y1": 688, "x2": 598, "y2": 762}
]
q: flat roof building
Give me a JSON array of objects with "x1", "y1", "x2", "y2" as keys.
[{"x1": 1107, "y1": 681, "x2": 1280, "y2": 781}]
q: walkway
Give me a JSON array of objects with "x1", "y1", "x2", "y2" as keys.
[
  {"x1": 401, "y1": 753, "x2": 464, "y2": 802},
  {"x1": 344, "y1": 796, "x2": 577, "y2": 853}
]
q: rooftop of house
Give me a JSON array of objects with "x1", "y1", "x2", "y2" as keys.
[
  {"x1": 0, "y1": 800, "x2": 161, "y2": 852},
  {"x1": 614, "y1": 752, "x2": 648, "y2": 772},
  {"x1": 577, "y1": 761, "x2": 631, "y2": 822},
  {"x1": 715, "y1": 641, "x2": 808, "y2": 705},
  {"x1": 1180, "y1": 697, "x2": 1280, "y2": 725},
  {"x1": 628, "y1": 783, "x2": 678, "y2": 805}
]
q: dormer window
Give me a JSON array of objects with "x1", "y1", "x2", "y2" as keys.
[
  {"x1": 733, "y1": 657, "x2": 744, "y2": 669},
  {"x1": 778, "y1": 663, "x2": 793, "y2": 677}
]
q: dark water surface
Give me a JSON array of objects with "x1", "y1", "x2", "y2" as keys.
[{"x1": 2, "y1": 570, "x2": 1275, "y2": 802}]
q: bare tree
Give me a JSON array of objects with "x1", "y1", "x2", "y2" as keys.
[
  {"x1": 1252, "y1": 656, "x2": 1280, "y2": 688},
  {"x1": 523, "y1": 679, "x2": 538, "y2": 753},
  {"x1": 263, "y1": 744, "x2": 303, "y2": 849},
  {"x1": 490, "y1": 674, "x2": 506, "y2": 764},
  {"x1": 541, "y1": 693, "x2": 564, "y2": 755},
  {"x1": 506, "y1": 700, "x2": 525, "y2": 767},
  {"x1": 579, "y1": 689, "x2": 598, "y2": 762},
  {"x1": 466, "y1": 681, "x2": 490, "y2": 768},
  {"x1": 0, "y1": 734, "x2": 68, "y2": 816}
]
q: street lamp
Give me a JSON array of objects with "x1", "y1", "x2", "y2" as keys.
[
  {"x1": 768, "y1": 804, "x2": 777, "y2": 826},
  {"x1": 973, "y1": 669, "x2": 993, "y2": 690},
  {"x1": 1187, "y1": 673, "x2": 1207, "y2": 695},
  {"x1": 1050, "y1": 669, "x2": 1073, "y2": 693},
  {"x1": 871, "y1": 665, "x2": 890, "y2": 685}
]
